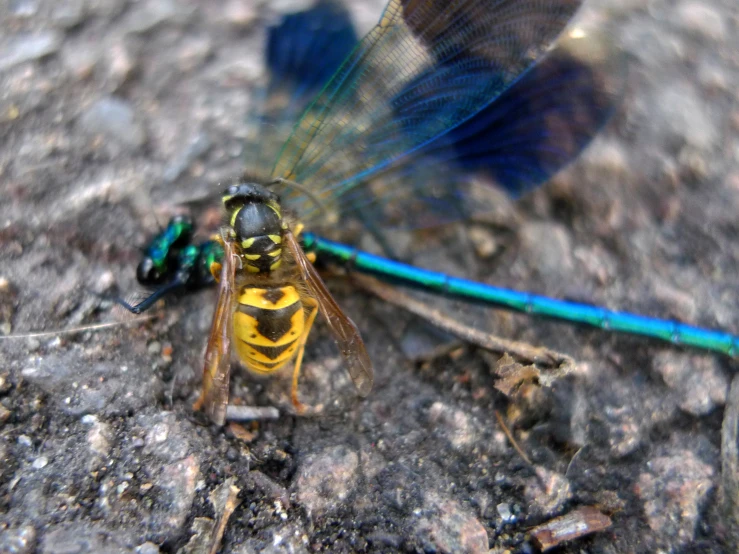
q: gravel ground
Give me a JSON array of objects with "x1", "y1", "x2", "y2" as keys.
[{"x1": 1, "y1": 1, "x2": 738, "y2": 553}]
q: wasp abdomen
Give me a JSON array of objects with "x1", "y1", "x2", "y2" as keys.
[{"x1": 233, "y1": 285, "x2": 306, "y2": 374}]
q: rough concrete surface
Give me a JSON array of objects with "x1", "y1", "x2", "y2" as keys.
[{"x1": 1, "y1": 0, "x2": 738, "y2": 553}]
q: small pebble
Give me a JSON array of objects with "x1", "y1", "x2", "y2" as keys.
[
  {"x1": 52, "y1": 0, "x2": 86, "y2": 28},
  {"x1": 0, "y1": 525, "x2": 36, "y2": 554},
  {"x1": 162, "y1": 132, "x2": 212, "y2": 183},
  {"x1": 497, "y1": 502, "x2": 515, "y2": 523},
  {"x1": 226, "y1": 447, "x2": 239, "y2": 461},
  {"x1": 468, "y1": 225, "x2": 499, "y2": 258},
  {"x1": 654, "y1": 82, "x2": 718, "y2": 151},
  {"x1": 102, "y1": 42, "x2": 135, "y2": 89},
  {"x1": 675, "y1": 2, "x2": 727, "y2": 41},
  {"x1": 9, "y1": 0, "x2": 39, "y2": 18},
  {"x1": 636, "y1": 450, "x2": 714, "y2": 549},
  {"x1": 137, "y1": 542, "x2": 160, "y2": 554},
  {"x1": 224, "y1": 0, "x2": 257, "y2": 27},
  {"x1": 61, "y1": 43, "x2": 97, "y2": 80},
  {"x1": 88, "y1": 422, "x2": 112, "y2": 457},
  {"x1": 124, "y1": 0, "x2": 180, "y2": 34},
  {"x1": 32, "y1": 457, "x2": 48, "y2": 469},
  {"x1": 146, "y1": 422, "x2": 169, "y2": 445},
  {"x1": 0, "y1": 32, "x2": 63, "y2": 71},
  {"x1": 296, "y1": 446, "x2": 359, "y2": 518},
  {"x1": 78, "y1": 96, "x2": 146, "y2": 152},
  {"x1": 96, "y1": 270, "x2": 116, "y2": 293}
]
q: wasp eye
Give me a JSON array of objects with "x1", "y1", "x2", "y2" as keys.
[{"x1": 224, "y1": 184, "x2": 240, "y2": 197}]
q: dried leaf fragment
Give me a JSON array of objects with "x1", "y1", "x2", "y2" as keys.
[{"x1": 531, "y1": 506, "x2": 612, "y2": 551}]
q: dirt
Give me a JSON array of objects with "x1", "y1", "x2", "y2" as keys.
[{"x1": 1, "y1": 0, "x2": 738, "y2": 553}]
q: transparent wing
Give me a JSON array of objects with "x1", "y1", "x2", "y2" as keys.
[
  {"x1": 329, "y1": 33, "x2": 626, "y2": 230},
  {"x1": 193, "y1": 238, "x2": 236, "y2": 425},
  {"x1": 272, "y1": 0, "x2": 583, "y2": 219},
  {"x1": 165, "y1": 1, "x2": 359, "y2": 217},
  {"x1": 285, "y1": 229, "x2": 374, "y2": 396},
  {"x1": 243, "y1": 0, "x2": 359, "y2": 180}
]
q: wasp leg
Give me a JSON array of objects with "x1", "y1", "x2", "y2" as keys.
[
  {"x1": 207, "y1": 234, "x2": 226, "y2": 282},
  {"x1": 209, "y1": 262, "x2": 222, "y2": 282},
  {"x1": 291, "y1": 296, "x2": 321, "y2": 415}
]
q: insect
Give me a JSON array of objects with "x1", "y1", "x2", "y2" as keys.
[{"x1": 114, "y1": 0, "x2": 735, "y2": 424}]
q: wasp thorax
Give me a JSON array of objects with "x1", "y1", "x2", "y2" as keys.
[{"x1": 222, "y1": 182, "x2": 284, "y2": 274}]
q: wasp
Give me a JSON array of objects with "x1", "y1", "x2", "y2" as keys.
[{"x1": 168, "y1": 182, "x2": 374, "y2": 424}]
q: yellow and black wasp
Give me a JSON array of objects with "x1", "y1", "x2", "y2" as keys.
[{"x1": 192, "y1": 181, "x2": 373, "y2": 424}]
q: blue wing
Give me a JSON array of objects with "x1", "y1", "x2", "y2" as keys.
[
  {"x1": 432, "y1": 38, "x2": 623, "y2": 198},
  {"x1": 272, "y1": 0, "x2": 584, "y2": 222},
  {"x1": 266, "y1": 0, "x2": 358, "y2": 99},
  {"x1": 308, "y1": 32, "x2": 626, "y2": 230},
  {"x1": 241, "y1": 1, "x2": 621, "y2": 234},
  {"x1": 243, "y1": 1, "x2": 359, "y2": 180}
]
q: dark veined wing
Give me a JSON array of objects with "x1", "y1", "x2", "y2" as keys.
[
  {"x1": 243, "y1": 0, "x2": 359, "y2": 180},
  {"x1": 265, "y1": 0, "x2": 358, "y2": 99},
  {"x1": 193, "y1": 238, "x2": 237, "y2": 425},
  {"x1": 284, "y1": 229, "x2": 374, "y2": 396},
  {"x1": 271, "y1": 0, "x2": 583, "y2": 223},
  {"x1": 429, "y1": 32, "x2": 624, "y2": 198},
  {"x1": 333, "y1": 31, "x2": 626, "y2": 230}
]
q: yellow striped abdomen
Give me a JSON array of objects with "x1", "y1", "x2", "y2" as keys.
[{"x1": 233, "y1": 285, "x2": 306, "y2": 374}]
